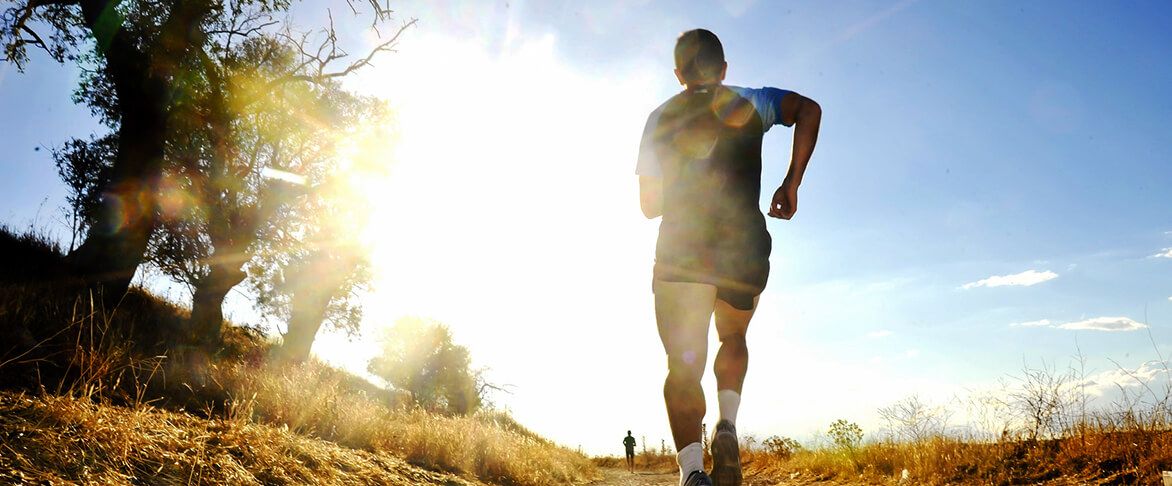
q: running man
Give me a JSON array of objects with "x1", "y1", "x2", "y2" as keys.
[
  {"x1": 623, "y1": 431, "x2": 637, "y2": 473},
  {"x1": 636, "y1": 29, "x2": 821, "y2": 486}
]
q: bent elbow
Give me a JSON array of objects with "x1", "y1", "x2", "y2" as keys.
[
  {"x1": 640, "y1": 204, "x2": 662, "y2": 219},
  {"x1": 801, "y1": 98, "x2": 822, "y2": 121}
]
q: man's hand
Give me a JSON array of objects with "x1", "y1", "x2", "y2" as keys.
[
  {"x1": 773, "y1": 92, "x2": 820, "y2": 221},
  {"x1": 768, "y1": 181, "x2": 798, "y2": 219}
]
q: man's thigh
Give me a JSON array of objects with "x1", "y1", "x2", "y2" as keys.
[
  {"x1": 654, "y1": 280, "x2": 717, "y2": 365},
  {"x1": 714, "y1": 295, "x2": 759, "y2": 340}
]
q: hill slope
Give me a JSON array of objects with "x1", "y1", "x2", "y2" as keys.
[{"x1": 0, "y1": 391, "x2": 478, "y2": 485}]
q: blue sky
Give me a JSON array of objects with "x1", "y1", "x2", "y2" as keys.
[{"x1": 2, "y1": 0, "x2": 1170, "y2": 454}]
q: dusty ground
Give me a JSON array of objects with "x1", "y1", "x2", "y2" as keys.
[
  {"x1": 589, "y1": 468, "x2": 808, "y2": 485},
  {"x1": 588, "y1": 468, "x2": 677, "y2": 486}
]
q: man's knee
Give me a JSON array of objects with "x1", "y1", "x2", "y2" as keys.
[
  {"x1": 666, "y1": 353, "x2": 705, "y2": 384},
  {"x1": 718, "y1": 331, "x2": 747, "y2": 345}
]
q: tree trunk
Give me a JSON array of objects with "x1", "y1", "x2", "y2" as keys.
[
  {"x1": 276, "y1": 250, "x2": 357, "y2": 362},
  {"x1": 278, "y1": 283, "x2": 334, "y2": 362},
  {"x1": 189, "y1": 264, "x2": 247, "y2": 347},
  {"x1": 66, "y1": 0, "x2": 212, "y2": 306}
]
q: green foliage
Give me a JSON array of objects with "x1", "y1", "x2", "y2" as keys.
[
  {"x1": 763, "y1": 435, "x2": 803, "y2": 459},
  {"x1": 368, "y1": 318, "x2": 483, "y2": 415},
  {"x1": 51, "y1": 134, "x2": 116, "y2": 251},
  {"x1": 828, "y1": 419, "x2": 863, "y2": 452}
]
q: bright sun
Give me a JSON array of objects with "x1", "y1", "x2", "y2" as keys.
[{"x1": 309, "y1": 30, "x2": 662, "y2": 379}]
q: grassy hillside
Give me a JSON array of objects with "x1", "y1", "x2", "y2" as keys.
[
  {"x1": 0, "y1": 391, "x2": 477, "y2": 485},
  {"x1": 0, "y1": 227, "x2": 597, "y2": 485}
]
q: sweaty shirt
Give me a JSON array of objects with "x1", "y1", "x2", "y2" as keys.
[
  {"x1": 636, "y1": 86, "x2": 792, "y2": 178},
  {"x1": 623, "y1": 435, "x2": 636, "y2": 451},
  {"x1": 635, "y1": 85, "x2": 792, "y2": 306}
]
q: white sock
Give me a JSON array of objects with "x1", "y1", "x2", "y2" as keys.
[
  {"x1": 718, "y1": 389, "x2": 741, "y2": 426},
  {"x1": 677, "y1": 442, "x2": 703, "y2": 485}
]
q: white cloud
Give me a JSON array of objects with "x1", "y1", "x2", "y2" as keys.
[
  {"x1": 1079, "y1": 361, "x2": 1169, "y2": 397},
  {"x1": 1011, "y1": 319, "x2": 1052, "y2": 328},
  {"x1": 904, "y1": 349, "x2": 921, "y2": 359},
  {"x1": 1056, "y1": 316, "x2": 1147, "y2": 332},
  {"x1": 1153, "y1": 248, "x2": 1172, "y2": 258},
  {"x1": 962, "y1": 270, "x2": 1058, "y2": 289},
  {"x1": 867, "y1": 330, "x2": 893, "y2": 339}
]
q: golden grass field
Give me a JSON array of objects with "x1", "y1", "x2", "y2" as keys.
[{"x1": 4, "y1": 229, "x2": 1172, "y2": 485}]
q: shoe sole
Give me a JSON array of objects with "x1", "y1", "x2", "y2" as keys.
[{"x1": 710, "y1": 430, "x2": 742, "y2": 486}]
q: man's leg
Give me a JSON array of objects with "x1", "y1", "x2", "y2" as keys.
[
  {"x1": 713, "y1": 296, "x2": 757, "y2": 399},
  {"x1": 709, "y1": 296, "x2": 758, "y2": 486},
  {"x1": 655, "y1": 280, "x2": 717, "y2": 482}
]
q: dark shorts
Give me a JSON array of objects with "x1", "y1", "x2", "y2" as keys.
[
  {"x1": 653, "y1": 227, "x2": 771, "y2": 311},
  {"x1": 625, "y1": 449, "x2": 635, "y2": 458}
]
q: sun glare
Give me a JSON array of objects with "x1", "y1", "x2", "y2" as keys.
[{"x1": 311, "y1": 30, "x2": 662, "y2": 392}]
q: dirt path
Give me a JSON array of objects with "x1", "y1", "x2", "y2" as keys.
[
  {"x1": 589, "y1": 468, "x2": 805, "y2": 485},
  {"x1": 588, "y1": 468, "x2": 677, "y2": 485}
]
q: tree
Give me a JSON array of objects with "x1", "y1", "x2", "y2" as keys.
[
  {"x1": 20, "y1": 0, "x2": 406, "y2": 349},
  {"x1": 2, "y1": 0, "x2": 401, "y2": 317},
  {"x1": 877, "y1": 394, "x2": 951, "y2": 443},
  {"x1": 143, "y1": 7, "x2": 403, "y2": 350},
  {"x1": 52, "y1": 134, "x2": 115, "y2": 252},
  {"x1": 368, "y1": 318, "x2": 483, "y2": 415},
  {"x1": 3, "y1": 0, "x2": 223, "y2": 302},
  {"x1": 146, "y1": 29, "x2": 397, "y2": 348}
]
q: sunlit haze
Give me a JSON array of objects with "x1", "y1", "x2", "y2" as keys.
[{"x1": 3, "y1": 0, "x2": 1170, "y2": 457}]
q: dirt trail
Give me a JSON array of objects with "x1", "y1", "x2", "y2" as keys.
[
  {"x1": 589, "y1": 468, "x2": 806, "y2": 485},
  {"x1": 589, "y1": 468, "x2": 677, "y2": 485}
]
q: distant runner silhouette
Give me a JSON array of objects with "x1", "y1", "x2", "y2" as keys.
[
  {"x1": 624, "y1": 430, "x2": 637, "y2": 473},
  {"x1": 636, "y1": 29, "x2": 822, "y2": 486}
]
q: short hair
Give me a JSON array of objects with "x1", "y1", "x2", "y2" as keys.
[{"x1": 674, "y1": 29, "x2": 725, "y2": 83}]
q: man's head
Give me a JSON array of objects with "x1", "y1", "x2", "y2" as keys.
[
  {"x1": 627, "y1": 430, "x2": 632, "y2": 436},
  {"x1": 674, "y1": 28, "x2": 727, "y2": 87}
]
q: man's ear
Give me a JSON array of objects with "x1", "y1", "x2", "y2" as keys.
[
  {"x1": 674, "y1": 68, "x2": 687, "y2": 86},
  {"x1": 719, "y1": 62, "x2": 727, "y2": 82}
]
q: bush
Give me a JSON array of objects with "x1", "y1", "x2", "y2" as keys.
[{"x1": 763, "y1": 435, "x2": 803, "y2": 459}]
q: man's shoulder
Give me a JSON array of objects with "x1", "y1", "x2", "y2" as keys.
[{"x1": 646, "y1": 93, "x2": 686, "y2": 122}]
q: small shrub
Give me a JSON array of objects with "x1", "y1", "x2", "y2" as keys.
[{"x1": 763, "y1": 435, "x2": 803, "y2": 459}]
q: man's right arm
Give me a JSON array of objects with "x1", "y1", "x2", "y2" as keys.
[
  {"x1": 636, "y1": 108, "x2": 664, "y2": 219},
  {"x1": 639, "y1": 175, "x2": 663, "y2": 219}
]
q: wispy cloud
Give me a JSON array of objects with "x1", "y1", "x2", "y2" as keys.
[
  {"x1": 1010, "y1": 319, "x2": 1052, "y2": 327},
  {"x1": 1079, "y1": 360, "x2": 1168, "y2": 397},
  {"x1": 867, "y1": 330, "x2": 893, "y2": 339},
  {"x1": 1153, "y1": 248, "x2": 1172, "y2": 258},
  {"x1": 1011, "y1": 316, "x2": 1146, "y2": 331},
  {"x1": 1057, "y1": 316, "x2": 1147, "y2": 332},
  {"x1": 962, "y1": 270, "x2": 1057, "y2": 289}
]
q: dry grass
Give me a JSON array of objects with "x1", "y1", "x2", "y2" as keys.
[
  {"x1": 0, "y1": 390, "x2": 477, "y2": 485},
  {"x1": 739, "y1": 393, "x2": 1172, "y2": 484},
  {"x1": 0, "y1": 228, "x2": 598, "y2": 485}
]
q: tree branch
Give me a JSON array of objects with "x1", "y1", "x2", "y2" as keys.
[{"x1": 269, "y1": 17, "x2": 416, "y2": 88}]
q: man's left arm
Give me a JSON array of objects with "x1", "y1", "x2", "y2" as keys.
[{"x1": 769, "y1": 92, "x2": 821, "y2": 220}]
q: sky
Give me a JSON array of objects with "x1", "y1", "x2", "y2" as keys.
[{"x1": 2, "y1": 0, "x2": 1171, "y2": 455}]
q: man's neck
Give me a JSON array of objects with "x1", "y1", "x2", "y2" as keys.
[{"x1": 686, "y1": 82, "x2": 721, "y2": 93}]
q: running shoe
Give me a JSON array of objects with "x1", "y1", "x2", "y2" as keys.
[
  {"x1": 709, "y1": 420, "x2": 742, "y2": 486},
  {"x1": 683, "y1": 469, "x2": 714, "y2": 486}
]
